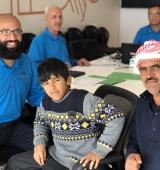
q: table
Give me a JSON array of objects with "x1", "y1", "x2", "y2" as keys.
[{"x1": 71, "y1": 56, "x2": 145, "y2": 96}]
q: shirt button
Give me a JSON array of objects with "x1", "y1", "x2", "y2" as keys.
[
  {"x1": 153, "y1": 128, "x2": 156, "y2": 131},
  {"x1": 155, "y1": 112, "x2": 158, "y2": 116}
]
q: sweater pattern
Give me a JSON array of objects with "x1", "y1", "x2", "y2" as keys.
[{"x1": 34, "y1": 97, "x2": 124, "y2": 142}]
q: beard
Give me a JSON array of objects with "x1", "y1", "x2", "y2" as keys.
[{"x1": 0, "y1": 40, "x2": 22, "y2": 60}]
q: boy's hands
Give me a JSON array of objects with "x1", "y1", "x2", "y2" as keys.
[
  {"x1": 80, "y1": 152, "x2": 102, "y2": 170},
  {"x1": 34, "y1": 144, "x2": 46, "y2": 166}
]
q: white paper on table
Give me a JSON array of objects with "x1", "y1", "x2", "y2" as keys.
[
  {"x1": 115, "y1": 80, "x2": 144, "y2": 96},
  {"x1": 72, "y1": 76, "x2": 104, "y2": 86},
  {"x1": 71, "y1": 66, "x2": 107, "y2": 72}
]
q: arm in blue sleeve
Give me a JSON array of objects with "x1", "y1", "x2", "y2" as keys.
[
  {"x1": 27, "y1": 61, "x2": 44, "y2": 106},
  {"x1": 28, "y1": 36, "x2": 46, "y2": 66},
  {"x1": 133, "y1": 29, "x2": 142, "y2": 45}
]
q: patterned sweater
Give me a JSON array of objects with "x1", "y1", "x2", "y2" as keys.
[{"x1": 34, "y1": 89, "x2": 125, "y2": 169}]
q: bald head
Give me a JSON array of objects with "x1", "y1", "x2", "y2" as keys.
[
  {"x1": 0, "y1": 14, "x2": 21, "y2": 30},
  {"x1": 0, "y1": 14, "x2": 22, "y2": 62}
]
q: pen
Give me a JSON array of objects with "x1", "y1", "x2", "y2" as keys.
[{"x1": 115, "y1": 66, "x2": 131, "y2": 69}]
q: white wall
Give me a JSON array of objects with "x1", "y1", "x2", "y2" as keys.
[
  {"x1": 0, "y1": 0, "x2": 120, "y2": 47},
  {"x1": 120, "y1": 8, "x2": 148, "y2": 43},
  {"x1": 63, "y1": 0, "x2": 120, "y2": 46},
  {"x1": 0, "y1": 1, "x2": 151, "y2": 47}
]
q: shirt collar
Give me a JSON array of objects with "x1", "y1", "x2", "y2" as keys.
[
  {"x1": 44, "y1": 28, "x2": 61, "y2": 40},
  {"x1": 141, "y1": 90, "x2": 160, "y2": 111},
  {"x1": 148, "y1": 25, "x2": 160, "y2": 33},
  {"x1": 0, "y1": 58, "x2": 20, "y2": 68},
  {"x1": 140, "y1": 90, "x2": 152, "y2": 100}
]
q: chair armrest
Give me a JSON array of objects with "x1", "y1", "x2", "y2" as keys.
[
  {"x1": 99, "y1": 152, "x2": 123, "y2": 165},
  {"x1": 72, "y1": 162, "x2": 84, "y2": 170}
]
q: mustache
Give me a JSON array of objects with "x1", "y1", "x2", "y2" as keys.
[
  {"x1": 5, "y1": 40, "x2": 19, "y2": 45},
  {"x1": 145, "y1": 77, "x2": 158, "y2": 83}
]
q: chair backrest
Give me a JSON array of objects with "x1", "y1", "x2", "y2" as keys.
[
  {"x1": 94, "y1": 84, "x2": 139, "y2": 154},
  {"x1": 84, "y1": 39, "x2": 105, "y2": 60},
  {"x1": 83, "y1": 25, "x2": 99, "y2": 41},
  {"x1": 69, "y1": 39, "x2": 105, "y2": 61},
  {"x1": 98, "y1": 27, "x2": 109, "y2": 47},
  {"x1": 65, "y1": 28, "x2": 83, "y2": 55},
  {"x1": 69, "y1": 39, "x2": 85, "y2": 60},
  {"x1": 22, "y1": 33, "x2": 36, "y2": 53},
  {"x1": 65, "y1": 27, "x2": 83, "y2": 41}
]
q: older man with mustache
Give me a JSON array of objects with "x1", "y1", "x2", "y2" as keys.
[
  {"x1": 28, "y1": 4, "x2": 89, "y2": 67},
  {"x1": 125, "y1": 40, "x2": 160, "y2": 170}
]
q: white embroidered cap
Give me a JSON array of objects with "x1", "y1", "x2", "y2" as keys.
[{"x1": 134, "y1": 40, "x2": 160, "y2": 68}]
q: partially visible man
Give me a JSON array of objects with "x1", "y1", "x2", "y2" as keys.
[
  {"x1": 28, "y1": 4, "x2": 89, "y2": 67},
  {"x1": 0, "y1": 14, "x2": 44, "y2": 163},
  {"x1": 125, "y1": 40, "x2": 160, "y2": 170},
  {"x1": 133, "y1": 5, "x2": 160, "y2": 45}
]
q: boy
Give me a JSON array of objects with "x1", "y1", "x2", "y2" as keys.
[{"x1": 8, "y1": 58, "x2": 124, "y2": 170}]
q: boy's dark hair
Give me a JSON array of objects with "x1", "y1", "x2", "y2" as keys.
[{"x1": 38, "y1": 58, "x2": 70, "y2": 83}]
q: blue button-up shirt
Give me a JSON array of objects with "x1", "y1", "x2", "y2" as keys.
[
  {"x1": 0, "y1": 54, "x2": 44, "y2": 123},
  {"x1": 127, "y1": 91, "x2": 160, "y2": 170},
  {"x1": 28, "y1": 28, "x2": 75, "y2": 66},
  {"x1": 133, "y1": 25, "x2": 160, "y2": 45}
]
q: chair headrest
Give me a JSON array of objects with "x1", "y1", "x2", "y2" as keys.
[{"x1": 104, "y1": 94, "x2": 133, "y2": 115}]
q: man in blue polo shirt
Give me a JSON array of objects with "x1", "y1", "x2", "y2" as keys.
[
  {"x1": 28, "y1": 4, "x2": 89, "y2": 67},
  {"x1": 133, "y1": 5, "x2": 160, "y2": 45},
  {"x1": 125, "y1": 40, "x2": 160, "y2": 170},
  {"x1": 0, "y1": 14, "x2": 44, "y2": 164}
]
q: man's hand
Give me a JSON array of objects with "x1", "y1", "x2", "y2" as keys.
[
  {"x1": 80, "y1": 152, "x2": 102, "y2": 170},
  {"x1": 34, "y1": 144, "x2": 46, "y2": 166},
  {"x1": 125, "y1": 153, "x2": 142, "y2": 170},
  {"x1": 77, "y1": 58, "x2": 90, "y2": 66}
]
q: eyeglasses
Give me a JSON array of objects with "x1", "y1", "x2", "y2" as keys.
[
  {"x1": 0, "y1": 28, "x2": 23, "y2": 36},
  {"x1": 148, "y1": 13, "x2": 160, "y2": 17}
]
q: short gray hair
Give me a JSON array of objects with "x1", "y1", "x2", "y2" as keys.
[{"x1": 45, "y1": 4, "x2": 61, "y2": 16}]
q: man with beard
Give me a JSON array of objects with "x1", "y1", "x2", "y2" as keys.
[
  {"x1": 125, "y1": 40, "x2": 160, "y2": 170},
  {"x1": 28, "y1": 4, "x2": 89, "y2": 67},
  {"x1": 133, "y1": 5, "x2": 160, "y2": 45},
  {"x1": 0, "y1": 14, "x2": 44, "y2": 167}
]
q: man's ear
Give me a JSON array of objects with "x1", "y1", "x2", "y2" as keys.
[{"x1": 67, "y1": 76, "x2": 72, "y2": 86}]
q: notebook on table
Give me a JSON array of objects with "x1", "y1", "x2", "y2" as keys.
[{"x1": 70, "y1": 70, "x2": 85, "y2": 78}]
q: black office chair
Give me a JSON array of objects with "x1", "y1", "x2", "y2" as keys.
[
  {"x1": 65, "y1": 27, "x2": 83, "y2": 42},
  {"x1": 73, "y1": 84, "x2": 139, "y2": 170},
  {"x1": 69, "y1": 39, "x2": 105, "y2": 61},
  {"x1": 98, "y1": 27, "x2": 109, "y2": 46},
  {"x1": 98, "y1": 27, "x2": 119, "y2": 55},
  {"x1": 65, "y1": 27, "x2": 83, "y2": 52},
  {"x1": 22, "y1": 33, "x2": 36, "y2": 53},
  {"x1": 85, "y1": 39, "x2": 105, "y2": 60},
  {"x1": 83, "y1": 25, "x2": 99, "y2": 42},
  {"x1": 69, "y1": 39, "x2": 85, "y2": 60}
]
